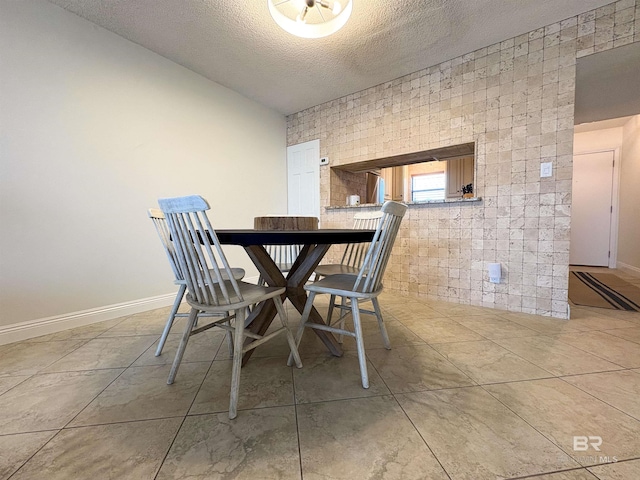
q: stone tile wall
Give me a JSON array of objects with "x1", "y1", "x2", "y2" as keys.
[
  {"x1": 287, "y1": 0, "x2": 639, "y2": 318},
  {"x1": 330, "y1": 169, "x2": 367, "y2": 206}
]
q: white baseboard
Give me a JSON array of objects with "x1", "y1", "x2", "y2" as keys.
[
  {"x1": 617, "y1": 261, "x2": 640, "y2": 278},
  {"x1": 0, "y1": 293, "x2": 176, "y2": 346}
]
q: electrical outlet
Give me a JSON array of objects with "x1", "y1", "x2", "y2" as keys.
[
  {"x1": 540, "y1": 162, "x2": 552, "y2": 178},
  {"x1": 320, "y1": 157, "x2": 329, "y2": 166}
]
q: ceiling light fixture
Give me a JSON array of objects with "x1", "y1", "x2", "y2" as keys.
[{"x1": 268, "y1": 0, "x2": 353, "y2": 39}]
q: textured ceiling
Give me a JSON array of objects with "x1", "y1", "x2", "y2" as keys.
[{"x1": 48, "y1": 0, "x2": 615, "y2": 115}]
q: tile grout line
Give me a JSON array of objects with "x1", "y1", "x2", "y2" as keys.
[
  {"x1": 6, "y1": 429, "x2": 61, "y2": 480},
  {"x1": 503, "y1": 465, "x2": 596, "y2": 479},
  {"x1": 59, "y1": 333, "x2": 165, "y2": 430},
  {"x1": 153, "y1": 337, "x2": 218, "y2": 480},
  {"x1": 585, "y1": 457, "x2": 640, "y2": 480},
  {"x1": 481, "y1": 335, "x2": 575, "y2": 378},
  {"x1": 366, "y1": 331, "x2": 464, "y2": 480},
  {"x1": 555, "y1": 373, "x2": 640, "y2": 423},
  {"x1": 391, "y1": 394, "x2": 453, "y2": 480},
  {"x1": 0, "y1": 375, "x2": 33, "y2": 400},
  {"x1": 476, "y1": 380, "x2": 585, "y2": 470},
  {"x1": 543, "y1": 333, "x2": 635, "y2": 369}
]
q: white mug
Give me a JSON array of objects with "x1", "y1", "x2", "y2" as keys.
[{"x1": 347, "y1": 195, "x2": 360, "y2": 206}]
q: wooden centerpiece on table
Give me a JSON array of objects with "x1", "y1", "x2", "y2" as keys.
[{"x1": 254, "y1": 216, "x2": 319, "y2": 230}]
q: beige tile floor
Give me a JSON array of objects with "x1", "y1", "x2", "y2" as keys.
[{"x1": 1, "y1": 271, "x2": 640, "y2": 479}]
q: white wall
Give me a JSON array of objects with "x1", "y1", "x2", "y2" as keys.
[
  {"x1": 620, "y1": 115, "x2": 640, "y2": 272},
  {"x1": 574, "y1": 127, "x2": 623, "y2": 154},
  {"x1": 0, "y1": 1, "x2": 287, "y2": 327}
]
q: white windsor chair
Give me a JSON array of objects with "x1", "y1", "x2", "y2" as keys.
[
  {"x1": 288, "y1": 201, "x2": 407, "y2": 388},
  {"x1": 147, "y1": 208, "x2": 245, "y2": 357},
  {"x1": 156, "y1": 196, "x2": 302, "y2": 419}
]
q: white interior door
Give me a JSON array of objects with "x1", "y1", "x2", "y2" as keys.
[
  {"x1": 287, "y1": 140, "x2": 320, "y2": 219},
  {"x1": 570, "y1": 151, "x2": 615, "y2": 266}
]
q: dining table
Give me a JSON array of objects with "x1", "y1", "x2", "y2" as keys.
[{"x1": 215, "y1": 229, "x2": 375, "y2": 364}]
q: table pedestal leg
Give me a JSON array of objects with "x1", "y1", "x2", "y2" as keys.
[{"x1": 241, "y1": 243, "x2": 344, "y2": 364}]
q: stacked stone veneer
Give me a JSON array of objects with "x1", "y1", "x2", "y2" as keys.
[{"x1": 287, "y1": 0, "x2": 639, "y2": 318}]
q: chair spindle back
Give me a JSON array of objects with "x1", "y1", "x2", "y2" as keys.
[
  {"x1": 148, "y1": 208, "x2": 184, "y2": 282},
  {"x1": 340, "y1": 211, "x2": 384, "y2": 270},
  {"x1": 353, "y1": 201, "x2": 407, "y2": 294},
  {"x1": 157, "y1": 195, "x2": 243, "y2": 307},
  {"x1": 266, "y1": 244, "x2": 302, "y2": 272}
]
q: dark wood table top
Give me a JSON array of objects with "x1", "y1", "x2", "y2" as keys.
[{"x1": 215, "y1": 229, "x2": 375, "y2": 247}]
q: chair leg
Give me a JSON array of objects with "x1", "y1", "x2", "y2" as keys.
[
  {"x1": 167, "y1": 307, "x2": 198, "y2": 384},
  {"x1": 326, "y1": 294, "x2": 336, "y2": 326},
  {"x1": 156, "y1": 284, "x2": 186, "y2": 356},
  {"x1": 351, "y1": 298, "x2": 369, "y2": 389},
  {"x1": 225, "y1": 313, "x2": 234, "y2": 359},
  {"x1": 274, "y1": 296, "x2": 302, "y2": 368},
  {"x1": 229, "y1": 307, "x2": 246, "y2": 420},
  {"x1": 288, "y1": 292, "x2": 316, "y2": 366},
  {"x1": 337, "y1": 296, "x2": 348, "y2": 344},
  {"x1": 372, "y1": 297, "x2": 391, "y2": 350}
]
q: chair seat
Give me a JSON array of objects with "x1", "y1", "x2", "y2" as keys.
[
  {"x1": 305, "y1": 274, "x2": 382, "y2": 298},
  {"x1": 174, "y1": 267, "x2": 245, "y2": 286},
  {"x1": 314, "y1": 264, "x2": 360, "y2": 278},
  {"x1": 186, "y1": 280, "x2": 285, "y2": 311}
]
